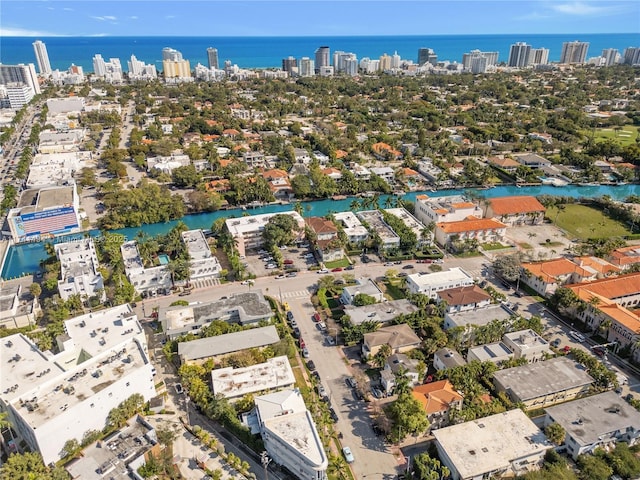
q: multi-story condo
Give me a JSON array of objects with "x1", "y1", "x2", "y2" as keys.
[
  {"x1": 162, "y1": 58, "x2": 191, "y2": 81},
  {"x1": 55, "y1": 238, "x2": 106, "y2": 303},
  {"x1": 379, "y1": 53, "x2": 392, "y2": 71},
  {"x1": 530, "y1": 47, "x2": 550, "y2": 65},
  {"x1": 391, "y1": 51, "x2": 401, "y2": 69},
  {"x1": 314, "y1": 46, "x2": 330, "y2": 74},
  {"x1": 623, "y1": 47, "x2": 640, "y2": 66},
  {"x1": 92, "y1": 54, "x2": 123, "y2": 82},
  {"x1": 333, "y1": 51, "x2": 358, "y2": 74},
  {"x1": 462, "y1": 50, "x2": 498, "y2": 73},
  {"x1": 32, "y1": 40, "x2": 51, "y2": 75},
  {"x1": 0, "y1": 63, "x2": 41, "y2": 95},
  {"x1": 6, "y1": 84, "x2": 35, "y2": 109},
  {"x1": 299, "y1": 57, "x2": 315, "y2": 77},
  {"x1": 282, "y1": 56, "x2": 297, "y2": 76},
  {"x1": 127, "y1": 55, "x2": 157, "y2": 80},
  {"x1": 224, "y1": 211, "x2": 305, "y2": 256},
  {"x1": 162, "y1": 47, "x2": 183, "y2": 61},
  {"x1": 418, "y1": 47, "x2": 438, "y2": 66},
  {"x1": 206, "y1": 47, "x2": 219, "y2": 70},
  {"x1": 602, "y1": 48, "x2": 621, "y2": 66},
  {"x1": 508, "y1": 42, "x2": 531, "y2": 68},
  {"x1": 560, "y1": 41, "x2": 589, "y2": 64},
  {"x1": 0, "y1": 305, "x2": 155, "y2": 465}
]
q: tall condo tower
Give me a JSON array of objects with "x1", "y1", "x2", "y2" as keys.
[
  {"x1": 418, "y1": 48, "x2": 437, "y2": 66},
  {"x1": 32, "y1": 40, "x2": 52, "y2": 75},
  {"x1": 162, "y1": 47, "x2": 184, "y2": 61},
  {"x1": 508, "y1": 42, "x2": 531, "y2": 68},
  {"x1": 314, "y1": 46, "x2": 330, "y2": 74},
  {"x1": 560, "y1": 41, "x2": 589, "y2": 64},
  {"x1": 207, "y1": 47, "x2": 219, "y2": 70}
]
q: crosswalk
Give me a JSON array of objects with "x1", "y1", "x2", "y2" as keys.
[{"x1": 279, "y1": 290, "x2": 312, "y2": 299}]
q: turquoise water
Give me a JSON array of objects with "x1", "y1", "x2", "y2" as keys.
[
  {"x1": 2, "y1": 183, "x2": 639, "y2": 279},
  {"x1": 158, "y1": 254, "x2": 170, "y2": 265}
]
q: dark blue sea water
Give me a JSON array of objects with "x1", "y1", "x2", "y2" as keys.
[{"x1": 2, "y1": 33, "x2": 638, "y2": 72}]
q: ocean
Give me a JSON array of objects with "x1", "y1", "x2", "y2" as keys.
[{"x1": 1, "y1": 33, "x2": 638, "y2": 72}]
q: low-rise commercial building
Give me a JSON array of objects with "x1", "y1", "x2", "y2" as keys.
[
  {"x1": 0, "y1": 305, "x2": 155, "y2": 464},
  {"x1": 405, "y1": 267, "x2": 474, "y2": 297},
  {"x1": 161, "y1": 291, "x2": 273, "y2": 339},
  {"x1": 250, "y1": 389, "x2": 328, "y2": 480},
  {"x1": 333, "y1": 211, "x2": 369, "y2": 244},
  {"x1": 493, "y1": 357, "x2": 594, "y2": 410},
  {"x1": 467, "y1": 342, "x2": 514, "y2": 365},
  {"x1": 433, "y1": 409, "x2": 552, "y2": 480},
  {"x1": 211, "y1": 356, "x2": 295, "y2": 400},
  {"x1": 177, "y1": 325, "x2": 280, "y2": 365},
  {"x1": 544, "y1": 391, "x2": 640, "y2": 460}
]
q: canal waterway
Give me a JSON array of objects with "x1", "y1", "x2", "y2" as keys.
[{"x1": 2, "y1": 183, "x2": 639, "y2": 279}]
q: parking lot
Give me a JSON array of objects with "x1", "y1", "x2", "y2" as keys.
[{"x1": 243, "y1": 243, "x2": 319, "y2": 278}]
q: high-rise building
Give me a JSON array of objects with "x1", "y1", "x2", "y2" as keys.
[
  {"x1": 508, "y1": 42, "x2": 531, "y2": 68},
  {"x1": 601, "y1": 48, "x2": 620, "y2": 66},
  {"x1": 418, "y1": 48, "x2": 437, "y2": 66},
  {"x1": 462, "y1": 50, "x2": 498, "y2": 72},
  {"x1": 391, "y1": 51, "x2": 401, "y2": 69},
  {"x1": 92, "y1": 54, "x2": 123, "y2": 82},
  {"x1": 128, "y1": 55, "x2": 157, "y2": 80},
  {"x1": 92, "y1": 54, "x2": 107, "y2": 76},
  {"x1": 6, "y1": 84, "x2": 35, "y2": 108},
  {"x1": 314, "y1": 46, "x2": 330, "y2": 74},
  {"x1": 162, "y1": 47, "x2": 183, "y2": 61},
  {"x1": 623, "y1": 47, "x2": 640, "y2": 66},
  {"x1": 163, "y1": 59, "x2": 191, "y2": 80},
  {"x1": 32, "y1": 40, "x2": 51, "y2": 75},
  {"x1": 206, "y1": 47, "x2": 219, "y2": 70},
  {"x1": 0, "y1": 63, "x2": 41, "y2": 95},
  {"x1": 379, "y1": 53, "x2": 392, "y2": 71},
  {"x1": 560, "y1": 41, "x2": 589, "y2": 64},
  {"x1": 282, "y1": 56, "x2": 297, "y2": 76},
  {"x1": 298, "y1": 57, "x2": 315, "y2": 77},
  {"x1": 530, "y1": 48, "x2": 549, "y2": 65}
]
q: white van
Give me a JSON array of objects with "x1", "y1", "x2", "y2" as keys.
[{"x1": 569, "y1": 331, "x2": 585, "y2": 343}]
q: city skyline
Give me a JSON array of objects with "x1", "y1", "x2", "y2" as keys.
[{"x1": 1, "y1": 0, "x2": 639, "y2": 37}]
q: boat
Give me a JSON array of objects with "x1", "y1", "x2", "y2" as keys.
[{"x1": 332, "y1": 195, "x2": 347, "y2": 200}]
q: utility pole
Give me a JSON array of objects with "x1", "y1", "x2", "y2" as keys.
[{"x1": 261, "y1": 451, "x2": 271, "y2": 480}]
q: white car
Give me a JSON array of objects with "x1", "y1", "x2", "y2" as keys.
[
  {"x1": 317, "y1": 269, "x2": 329, "y2": 274},
  {"x1": 240, "y1": 280, "x2": 254, "y2": 285},
  {"x1": 275, "y1": 274, "x2": 286, "y2": 279},
  {"x1": 266, "y1": 264, "x2": 278, "y2": 269},
  {"x1": 569, "y1": 330, "x2": 585, "y2": 343},
  {"x1": 342, "y1": 446, "x2": 355, "y2": 463}
]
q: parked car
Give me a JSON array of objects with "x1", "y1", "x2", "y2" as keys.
[
  {"x1": 330, "y1": 408, "x2": 339, "y2": 422},
  {"x1": 331, "y1": 267, "x2": 343, "y2": 272},
  {"x1": 569, "y1": 330, "x2": 586, "y2": 343},
  {"x1": 287, "y1": 311, "x2": 294, "y2": 321},
  {"x1": 313, "y1": 312, "x2": 321, "y2": 323},
  {"x1": 346, "y1": 377, "x2": 357, "y2": 388},
  {"x1": 342, "y1": 446, "x2": 354, "y2": 463},
  {"x1": 317, "y1": 384, "x2": 327, "y2": 397},
  {"x1": 307, "y1": 360, "x2": 316, "y2": 370},
  {"x1": 284, "y1": 259, "x2": 294, "y2": 265},
  {"x1": 266, "y1": 264, "x2": 278, "y2": 269},
  {"x1": 317, "y1": 268, "x2": 329, "y2": 274},
  {"x1": 175, "y1": 383, "x2": 184, "y2": 395},
  {"x1": 345, "y1": 265, "x2": 355, "y2": 270},
  {"x1": 317, "y1": 321, "x2": 327, "y2": 331},
  {"x1": 403, "y1": 264, "x2": 414, "y2": 269},
  {"x1": 302, "y1": 347, "x2": 310, "y2": 358},
  {"x1": 384, "y1": 262, "x2": 394, "y2": 266},
  {"x1": 286, "y1": 272, "x2": 298, "y2": 278},
  {"x1": 275, "y1": 274, "x2": 286, "y2": 279},
  {"x1": 551, "y1": 338, "x2": 561, "y2": 348},
  {"x1": 592, "y1": 346, "x2": 605, "y2": 357}
]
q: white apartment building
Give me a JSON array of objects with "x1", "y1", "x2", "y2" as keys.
[
  {"x1": 251, "y1": 389, "x2": 328, "y2": 480},
  {"x1": 55, "y1": 238, "x2": 106, "y2": 303},
  {"x1": 333, "y1": 212, "x2": 369, "y2": 244},
  {"x1": 211, "y1": 356, "x2": 295, "y2": 400},
  {"x1": 225, "y1": 211, "x2": 305, "y2": 256},
  {"x1": 146, "y1": 154, "x2": 191, "y2": 174},
  {"x1": 181, "y1": 229, "x2": 221, "y2": 280},
  {"x1": 120, "y1": 241, "x2": 172, "y2": 297},
  {"x1": 46, "y1": 97, "x2": 85, "y2": 115},
  {"x1": 356, "y1": 210, "x2": 400, "y2": 250},
  {"x1": 0, "y1": 305, "x2": 155, "y2": 464},
  {"x1": 405, "y1": 267, "x2": 474, "y2": 297},
  {"x1": 384, "y1": 207, "x2": 431, "y2": 245},
  {"x1": 92, "y1": 54, "x2": 123, "y2": 83},
  {"x1": 6, "y1": 84, "x2": 34, "y2": 109},
  {"x1": 33, "y1": 40, "x2": 52, "y2": 75},
  {"x1": 127, "y1": 55, "x2": 157, "y2": 80},
  {"x1": 27, "y1": 152, "x2": 90, "y2": 188},
  {"x1": 414, "y1": 194, "x2": 482, "y2": 225}
]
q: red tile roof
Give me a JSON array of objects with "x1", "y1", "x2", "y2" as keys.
[
  {"x1": 412, "y1": 380, "x2": 463, "y2": 415},
  {"x1": 437, "y1": 217, "x2": 506, "y2": 234},
  {"x1": 488, "y1": 196, "x2": 546, "y2": 215}
]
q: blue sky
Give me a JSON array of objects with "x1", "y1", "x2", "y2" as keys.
[{"x1": 1, "y1": 0, "x2": 639, "y2": 37}]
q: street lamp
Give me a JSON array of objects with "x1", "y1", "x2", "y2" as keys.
[{"x1": 261, "y1": 451, "x2": 271, "y2": 480}]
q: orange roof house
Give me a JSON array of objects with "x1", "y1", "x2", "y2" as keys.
[
  {"x1": 609, "y1": 245, "x2": 640, "y2": 269},
  {"x1": 412, "y1": 380, "x2": 463, "y2": 429},
  {"x1": 205, "y1": 179, "x2": 231, "y2": 193},
  {"x1": 372, "y1": 142, "x2": 402, "y2": 160},
  {"x1": 574, "y1": 256, "x2": 620, "y2": 277},
  {"x1": 484, "y1": 196, "x2": 546, "y2": 225},
  {"x1": 222, "y1": 128, "x2": 240, "y2": 138},
  {"x1": 521, "y1": 258, "x2": 595, "y2": 297},
  {"x1": 335, "y1": 149, "x2": 348, "y2": 159},
  {"x1": 434, "y1": 217, "x2": 507, "y2": 248},
  {"x1": 488, "y1": 157, "x2": 520, "y2": 171},
  {"x1": 322, "y1": 167, "x2": 343, "y2": 180}
]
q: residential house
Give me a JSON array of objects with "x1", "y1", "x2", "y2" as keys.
[
  {"x1": 544, "y1": 391, "x2": 640, "y2": 460},
  {"x1": 520, "y1": 258, "x2": 594, "y2": 297},
  {"x1": 484, "y1": 196, "x2": 546, "y2": 226},
  {"x1": 294, "y1": 148, "x2": 312, "y2": 165},
  {"x1": 502, "y1": 329, "x2": 551, "y2": 362},
  {"x1": 433, "y1": 410, "x2": 552, "y2": 480},
  {"x1": 181, "y1": 229, "x2": 221, "y2": 281},
  {"x1": 437, "y1": 285, "x2": 491, "y2": 313},
  {"x1": 333, "y1": 212, "x2": 369, "y2": 244},
  {"x1": 381, "y1": 353, "x2": 421, "y2": 394},
  {"x1": 487, "y1": 156, "x2": 520, "y2": 173},
  {"x1": 343, "y1": 299, "x2": 419, "y2": 326},
  {"x1": 362, "y1": 324, "x2": 421, "y2": 358},
  {"x1": 493, "y1": 357, "x2": 594, "y2": 410},
  {"x1": 262, "y1": 169, "x2": 293, "y2": 200},
  {"x1": 242, "y1": 151, "x2": 267, "y2": 169},
  {"x1": 370, "y1": 167, "x2": 395, "y2": 185},
  {"x1": 434, "y1": 217, "x2": 507, "y2": 248},
  {"x1": 146, "y1": 154, "x2": 190, "y2": 174},
  {"x1": 305, "y1": 216, "x2": 343, "y2": 263},
  {"x1": 528, "y1": 132, "x2": 553, "y2": 144},
  {"x1": 405, "y1": 268, "x2": 475, "y2": 297},
  {"x1": 414, "y1": 195, "x2": 482, "y2": 225},
  {"x1": 322, "y1": 167, "x2": 342, "y2": 181},
  {"x1": 412, "y1": 380, "x2": 463, "y2": 430},
  {"x1": 349, "y1": 163, "x2": 371, "y2": 180},
  {"x1": 433, "y1": 347, "x2": 467, "y2": 371},
  {"x1": 513, "y1": 153, "x2": 551, "y2": 169},
  {"x1": 340, "y1": 278, "x2": 384, "y2": 306},
  {"x1": 372, "y1": 142, "x2": 402, "y2": 160},
  {"x1": 467, "y1": 342, "x2": 514, "y2": 365}
]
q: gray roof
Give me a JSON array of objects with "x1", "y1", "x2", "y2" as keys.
[
  {"x1": 434, "y1": 348, "x2": 467, "y2": 369},
  {"x1": 445, "y1": 304, "x2": 514, "y2": 329},
  {"x1": 493, "y1": 357, "x2": 594, "y2": 402},
  {"x1": 178, "y1": 325, "x2": 280, "y2": 362},
  {"x1": 545, "y1": 391, "x2": 640, "y2": 448},
  {"x1": 343, "y1": 299, "x2": 418, "y2": 326}
]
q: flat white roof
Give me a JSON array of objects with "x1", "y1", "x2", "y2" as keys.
[
  {"x1": 211, "y1": 356, "x2": 295, "y2": 399},
  {"x1": 408, "y1": 267, "x2": 474, "y2": 288},
  {"x1": 178, "y1": 325, "x2": 280, "y2": 362},
  {"x1": 434, "y1": 409, "x2": 551, "y2": 479},
  {"x1": 182, "y1": 229, "x2": 211, "y2": 260},
  {"x1": 445, "y1": 304, "x2": 513, "y2": 329},
  {"x1": 225, "y1": 211, "x2": 304, "y2": 237}
]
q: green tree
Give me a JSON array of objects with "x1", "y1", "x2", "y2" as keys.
[
  {"x1": 388, "y1": 392, "x2": 430, "y2": 441},
  {"x1": 492, "y1": 253, "x2": 522, "y2": 281},
  {"x1": 353, "y1": 293, "x2": 377, "y2": 306},
  {"x1": 544, "y1": 422, "x2": 566, "y2": 445},
  {"x1": 262, "y1": 214, "x2": 299, "y2": 249},
  {"x1": 60, "y1": 438, "x2": 81, "y2": 459},
  {"x1": 29, "y1": 283, "x2": 41, "y2": 300},
  {"x1": 577, "y1": 453, "x2": 612, "y2": 480},
  {"x1": 0, "y1": 451, "x2": 70, "y2": 480},
  {"x1": 412, "y1": 452, "x2": 450, "y2": 480}
]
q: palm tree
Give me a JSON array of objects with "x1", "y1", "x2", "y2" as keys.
[
  {"x1": 0, "y1": 411, "x2": 17, "y2": 453},
  {"x1": 327, "y1": 454, "x2": 350, "y2": 480},
  {"x1": 349, "y1": 199, "x2": 361, "y2": 211}
]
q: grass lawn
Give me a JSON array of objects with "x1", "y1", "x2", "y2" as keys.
[
  {"x1": 323, "y1": 258, "x2": 352, "y2": 268},
  {"x1": 547, "y1": 204, "x2": 631, "y2": 239},
  {"x1": 381, "y1": 280, "x2": 406, "y2": 300},
  {"x1": 482, "y1": 242, "x2": 509, "y2": 250},
  {"x1": 585, "y1": 125, "x2": 639, "y2": 147}
]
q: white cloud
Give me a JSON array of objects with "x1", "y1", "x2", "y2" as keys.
[
  {"x1": 515, "y1": 11, "x2": 550, "y2": 21},
  {"x1": 63, "y1": 7, "x2": 74, "y2": 11},
  {"x1": 0, "y1": 26, "x2": 65, "y2": 36},
  {"x1": 165, "y1": 15, "x2": 176, "y2": 19},
  {"x1": 551, "y1": 1, "x2": 621, "y2": 16},
  {"x1": 129, "y1": 16, "x2": 138, "y2": 20},
  {"x1": 91, "y1": 15, "x2": 118, "y2": 21}
]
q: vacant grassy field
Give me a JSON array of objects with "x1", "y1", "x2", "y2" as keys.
[
  {"x1": 547, "y1": 204, "x2": 631, "y2": 239},
  {"x1": 585, "y1": 125, "x2": 639, "y2": 147}
]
